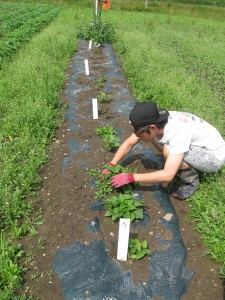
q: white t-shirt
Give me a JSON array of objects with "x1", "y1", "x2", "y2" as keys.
[{"x1": 155, "y1": 111, "x2": 225, "y2": 161}]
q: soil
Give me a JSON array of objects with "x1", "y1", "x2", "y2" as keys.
[{"x1": 21, "y1": 40, "x2": 224, "y2": 300}]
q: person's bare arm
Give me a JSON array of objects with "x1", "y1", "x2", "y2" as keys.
[
  {"x1": 133, "y1": 153, "x2": 184, "y2": 183},
  {"x1": 110, "y1": 133, "x2": 140, "y2": 165}
]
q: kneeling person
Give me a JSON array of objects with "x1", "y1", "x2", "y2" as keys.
[{"x1": 105, "y1": 102, "x2": 225, "y2": 200}]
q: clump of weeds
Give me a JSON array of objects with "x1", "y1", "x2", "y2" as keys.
[
  {"x1": 87, "y1": 164, "x2": 138, "y2": 199},
  {"x1": 95, "y1": 75, "x2": 107, "y2": 89},
  {"x1": 98, "y1": 92, "x2": 111, "y2": 103}
]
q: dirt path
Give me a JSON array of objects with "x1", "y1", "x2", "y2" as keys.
[{"x1": 22, "y1": 40, "x2": 224, "y2": 300}]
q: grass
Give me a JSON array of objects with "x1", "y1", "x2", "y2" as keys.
[
  {"x1": 110, "y1": 0, "x2": 225, "y2": 20},
  {"x1": 0, "y1": 0, "x2": 225, "y2": 298},
  {"x1": 0, "y1": 3, "x2": 91, "y2": 299}
]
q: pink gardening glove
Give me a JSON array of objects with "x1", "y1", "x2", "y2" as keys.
[
  {"x1": 111, "y1": 173, "x2": 135, "y2": 188},
  {"x1": 102, "y1": 162, "x2": 116, "y2": 176}
]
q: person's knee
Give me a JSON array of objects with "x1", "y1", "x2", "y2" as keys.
[{"x1": 179, "y1": 161, "x2": 190, "y2": 170}]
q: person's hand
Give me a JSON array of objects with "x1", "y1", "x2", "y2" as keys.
[
  {"x1": 102, "y1": 162, "x2": 116, "y2": 177},
  {"x1": 111, "y1": 173, "x2": 135, "y2": 188}
]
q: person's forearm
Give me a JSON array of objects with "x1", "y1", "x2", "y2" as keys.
[{"x1": 134, "y1": 169, "x2": 174, "y2": 184}]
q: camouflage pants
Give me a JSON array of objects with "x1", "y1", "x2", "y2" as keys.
[{"x1": 184, "y1": 145, "x2": 225, "y2": 173}]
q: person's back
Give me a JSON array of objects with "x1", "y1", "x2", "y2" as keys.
[{"x1": 156, "y1": 111, "x2": 225, "y2": 162}]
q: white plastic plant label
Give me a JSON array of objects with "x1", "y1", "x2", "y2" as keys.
[
  {"x1": 92, "y1": 98, "x2": 98, "y2": 119},
  {"x1": 89, "y1": 40, "x2": 92, "y2": 50},
  {"x1": 84, "y1": 59, "x2": 89, "y2": 75},
  {"x1": 117, "y1": 218, "x2": 131, "y2": 261}
]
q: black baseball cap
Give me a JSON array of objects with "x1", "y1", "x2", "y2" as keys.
[{"x1": 129, "y1": 102, "x2": 169, "y2": 128}]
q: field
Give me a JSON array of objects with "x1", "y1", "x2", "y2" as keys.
[{"x1": 0, "y1": 1, "x2": 225, "y2": 299}]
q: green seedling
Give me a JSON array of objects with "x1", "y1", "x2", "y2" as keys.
[
  {"x1": 128, "y1": 238, "x2": 151, "y2": 260},
  {"x1": 104, "y1": 193, "x2": 144, "y2": 222},
  {"x1": 37, "y1": 237, "x2": 45, "y2": 250},
  {"x1": 46, "y1": 270, "x2": 54, "y2": 280},
  {"x1": 98, "y1": 92, "x2": 111, "y2": 103},
  {"x1": 95, "y1": 125, "x2": 120, "y2": 151},
  {"x1": 31, "y1": 271, "x2": 41, "y2": 282},
  {"x1": 87, "y1": 164, "x2": 138, "y2": 199},
  {"x1": 84, "y1": 290, "x2": 92, "y2": 298},
  {"x1": 95, "y1": 75, "x2": 107, "y2": 89}
]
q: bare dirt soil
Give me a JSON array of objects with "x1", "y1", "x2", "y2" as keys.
[{"x1": 21, "y1": 40, "x2": 224, "y2": 300}]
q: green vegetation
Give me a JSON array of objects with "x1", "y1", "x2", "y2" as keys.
[
  {"x1": 104, "y1": 193, "x2": 144, "y2": 222},
  {"x1": 1, "y1": 0, "x2": 225, "y2": 297},
  {"x1": 0, "y1": 232, "x2": 24, "y2": 290},
  {"x1": 98, "y1": 91, "x2": 111, "y2": 103},
  {"x1": 0, "y1": 2, "x2": 87, "y2": 298},
  {"x1": 128, "y1": 238, "x2": 151, "y2": 260},
  {"x1": 77, "y1": 0, "x2": 115, "y2": 45},
  {"x1": 95, "y1": 74, "x2": 107, "y2": 89},
  {"x1": 112, "y1": 0, "x2": 225, "y2": 10},
  {"x1": 95, "y1": 125, "x2": 120, "y2": 151},
  {"x1": 0, "y1": 2, "x2": 61, "y2": 68},
  {"x1": 88, "y1": 164, "x2": 138, "y2": 198}
]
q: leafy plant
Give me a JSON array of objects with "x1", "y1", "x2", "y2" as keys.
[
  {"x1": 95, "y1": 75, "x2": 107, "y2": 89},
  {"x1": 95, "y1": 125, "x2": 120, "y2": 151},
  {"x1": 104, "y1": 193, "x2": 144, "y2": 222},
  {"x1": 88, "y1": 167, "x2": 114, "y2": 198},
  {"x1": 88, "y1": 164, "x2": 138, "y2": 199},
  {"x1": 77, "y1": 0, "x2": 115, "y2": 45},
  {"x1": 98, "y1": 92, "x2": 111, "y2": 103},
  {"x1": 0, "y1": 231, "x2": 24, "y2": 289},
  {"x1": 128, "y1": 238, "x2": 151, "y2": 260}
]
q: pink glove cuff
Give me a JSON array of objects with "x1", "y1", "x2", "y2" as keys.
[{"x1": 127, "y1": 173, "x2": 135, "y2": 183}]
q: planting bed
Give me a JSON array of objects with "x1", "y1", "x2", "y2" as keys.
[{"x1": 21, "y1": 40, "x2": 224, "y2": 300}]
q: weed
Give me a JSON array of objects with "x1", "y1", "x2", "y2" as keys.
[
  {"x1": 95, "y1": 75, "x2": 107, "y2": 89},
  {"x1": 88, "y1": 164, "x2": 138, "y2": 199},
  {"x1": 46, "y1": 270, "x2": 54, "y2": 280},
  {"x1": 98, "y1": 92, "x2": 111, "y2": 103},
  {"x1": 84, "y1": 290, "x2": 92, "y2": 298},
  {"x1": 31, "y1": 271, "x2": 41, "y2": 282},
  {"x1": 37, "y1": 237, "x2": 45, "y2": 251}
]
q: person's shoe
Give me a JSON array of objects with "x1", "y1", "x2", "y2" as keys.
[
  {"x1": 171, "y1": 167, "x2": 199, "y2": 200},
  {"x1": 166, "y1": 178, "x2": 180, "y2": 194}
]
